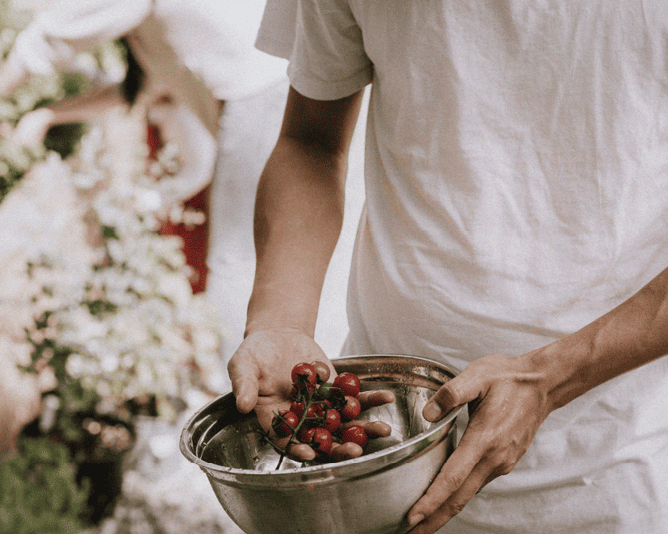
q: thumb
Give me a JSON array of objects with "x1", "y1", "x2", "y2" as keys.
[
  {"x1": 423, "y1": 371, "x2": 483, "y2": 422},
  {"x1": 228, "y1": 358, "x2": 260, "y2": 414}
]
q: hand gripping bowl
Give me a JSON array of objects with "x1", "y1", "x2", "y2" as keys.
[{"x1": 180, "y1": 354, "x2": 462, "y2": 534}]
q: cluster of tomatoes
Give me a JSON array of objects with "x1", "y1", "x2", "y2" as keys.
[{"x1": 270, "y1": 362, "x2": 369, "y2": 457}]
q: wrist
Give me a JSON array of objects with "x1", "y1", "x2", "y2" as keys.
[
  {"x1": 244, "y1": 286, "x2": 318, "y2": 340},
  {"x1": 519, "y1": 337, "x2": 592, "y2": 412}
]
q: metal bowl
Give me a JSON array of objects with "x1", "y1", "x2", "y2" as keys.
[{"x1": 180, "y1": 354, "x2": 461, "y2": 534}]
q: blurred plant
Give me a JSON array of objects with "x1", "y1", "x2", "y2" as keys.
[
  {"x1": 0, "y1": 436, "x2": 90, "y2": 534},
  {"x1": 12, "y1": 106, "x2": 222, "y2": 530},
  {"x1": 0, "y1": 137, "x2": 44, "y2": 203},
  {"x1": 24, "y1": 115, "x2": 222, "y2": 427},
  {"x1": 0, "y1": 6, "x2": 222, "y2": 528},
  {"x1": 0, "y1": 0, "x2": 126, "y2": 201}
]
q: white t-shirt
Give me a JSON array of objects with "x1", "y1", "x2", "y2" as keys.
[
  {"x1": 257, "y1": 1, "x2": 668, "y2": 532},
  {"x1": 10, "y1": 0, "x2": 287, "y2": 102}
]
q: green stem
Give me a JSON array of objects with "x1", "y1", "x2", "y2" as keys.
[{"x1": 274, "y1": 389, "x2": 325, "y2": 470}]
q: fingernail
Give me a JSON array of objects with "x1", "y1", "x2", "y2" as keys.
[
  {"x1": 408, "y1": 513, "x2": 425, "y2": 526},
  {"x1": 423, "y1": 401, "x2": 443, "y2": 421}
]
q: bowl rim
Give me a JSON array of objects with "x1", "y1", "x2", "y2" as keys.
[{"x1": 179, "y1": 354, "x2": 462, "y2": 483}]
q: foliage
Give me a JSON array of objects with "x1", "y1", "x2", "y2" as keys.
[
  {"x1": 0, "y1": 436, "x2": 89, "y2": 534},
  {"x1": 0, "y1": 138, "x2": 43, "y2": 203}
]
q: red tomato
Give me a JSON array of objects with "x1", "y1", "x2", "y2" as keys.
[
  {"x1": 340, "y1": 395, "x2": 362, "y2": 421},
  {"x1": 271, "y1": 410, "x2": 299, "y2": 438},
  {"x1": 310, "y1": 360, "x2": 331, "y2": 383},
  {"x1": 333, "y1": 372, "x2": 361, "y2": 397},
  {"x1": 290, "y1": 401, "x2": 305, "y2": 419},
  {"x1": 302, "y1": 402, "x2": 325, "y2": 426},
  {"x1": 342, "y1": 425, "x2": 368, "y2": 449},
  {"x1": 302, "y1": 427, "x2": 333, "y2": 455},
  {"x1": 291, "y1": 362, "x2": 317, "y2": 387},
  {"x1": 322, "y1": 409, "x2": 341, "y2": 433}
]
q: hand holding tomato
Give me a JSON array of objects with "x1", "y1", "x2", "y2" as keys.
[
  {"x1": 228, "y1": 329, "x2": 395, "y2": 463},
  {"x1": 228, "y1": 329, "x2": 332, "y2": 460}
]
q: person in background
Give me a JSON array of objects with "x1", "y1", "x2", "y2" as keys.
[
  {"x1": 228, "y1": 1, "x2": 668, "y2": 533},
  {"x1": 0, "y1": 0, "x2": 288, "y2": 451}
]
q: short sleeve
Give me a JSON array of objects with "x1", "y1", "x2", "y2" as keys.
[
  {"x1": 255, "y1": 0, "x2": 298, "y2": 60},
  {"x1": 270, "y1": 0, "x2": 372, "y2": 101}
]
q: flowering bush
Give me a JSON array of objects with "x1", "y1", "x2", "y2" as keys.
[
  {"x1": 0, "y1": 4, "x2": 224, "y2": 528},
  {"x1": 24, "y1": 110, "x2": 223, "y2": 422},
  {"x1": 0, "y1": 0, "x2": 125, "y2": 201}
]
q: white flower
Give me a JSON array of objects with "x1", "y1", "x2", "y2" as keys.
[
  {"x1": 65, "y1": 353, "x2": 86, "y2": 378},
  {"x1": 134, "y1": 187, "x2": 162, "y2": 213},
  {"x1": 100, "y1": 353, "x2": 120, "y2": 373},
  {"x1": 5, "y1": 81, "x2": 223, "y2": 418}
]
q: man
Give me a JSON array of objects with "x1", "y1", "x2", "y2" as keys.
[{"x1": 229, "y1": 1, "x2": 668, "y2": 533}]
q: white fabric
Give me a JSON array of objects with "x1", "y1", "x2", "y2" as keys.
[
  {"x1": 257, "y1": 1, "x2": 668, "y2": 532},
  {"x1": 10, "y1": 0, "x2": 287, "y2": 101}
]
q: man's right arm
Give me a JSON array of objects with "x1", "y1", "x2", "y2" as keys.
[
  {"x1": 229, "y1": 86, "x2": 365, "y2": 421},
  {"x1": 246, "y1": 86, "x2": 365, "y2": 341}
]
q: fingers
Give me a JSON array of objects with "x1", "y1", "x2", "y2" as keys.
[
  {"x1": 358, "y1": 389, "x2": 396, "y2": 408},
  {"x1": 267, "y1": 434, "x2": 318, "y2": 463},
  {"x1": 228, "y1": 358, "x2": 260, "y2": 414},
  {"x1": 329, "y1": 441, "x2": 363, "y2": 461},
  {"x1": 340, "y1": 419, "x2": 392, "y2": 438},
  {"x1": 278, "y1": 419, "x2": 394, "y2": 463},
  {"x1": 407, "y1": 460, "x2": 490, "y2": 534},
  {"x1": 422, "y1": 367, "x2": 484, "y2": 422},
  {"x1": 286, "y1": 441, "x2": 317, "y2": 461},
  {"x1": 310, "y1": 360, "x2": 331, "y2": 383}
]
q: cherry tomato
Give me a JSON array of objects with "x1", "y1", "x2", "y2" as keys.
[
  {"x1": 310, "y1": 360, "x2": 331, "y2": 383},
  {"x1": 302, "y1": 427, "x2": 333, "y2": 455},
  {"x1": 290, "y1": 401, "x2": 305, "y2": 419},
  {"x1": 271, "y1": 410, "x2": 299, "y2": 438},
  {"x1": 303, "y1": 402, "x2": 325, "y2": 425},
  {"x1": 333, "y1": 372, "x2": 361, "y2": 397},
  {"x1": 340, "y1": 395, "x2": 362, "y2": 421},
  {"x1": 291, "y1": 362, "x2": 317, "y2": 387},
  {"x1": 342, "y1": 425, "x2": 368, "y2": 449},
  {"x1": 322, "y1": 409, "x2": 341, "y2": 433}
]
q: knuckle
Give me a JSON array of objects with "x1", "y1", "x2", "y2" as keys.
[
  {"x1": 496, "y1": 458, "x2": 518, "y2": 476},
  {"x1": 436, "y1": 382, "x2": 461, "y2": 407},
  {"x1": 442, "y1": 498, "x2": 468, "y2": 517},
  {"x1": 429, "y1": 469, "x2": 467, "y2": 499}
]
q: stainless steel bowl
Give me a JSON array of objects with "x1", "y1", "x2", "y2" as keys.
[{"x1": 180, "y1": 354, "x2": 462, "y2": 534}]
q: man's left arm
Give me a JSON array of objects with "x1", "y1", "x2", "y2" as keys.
[{"x1": 407, "y1": 266, "x2": 668, "y2": 533}]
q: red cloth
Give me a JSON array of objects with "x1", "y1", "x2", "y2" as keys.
[{"x1": 148, "y1": 124, "x2": 210, "y2": 294}]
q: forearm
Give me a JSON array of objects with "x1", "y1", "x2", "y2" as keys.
[
  {"x1": 526, "y1": 266, "x2": 668, "y2": 410},
  {"x1": 42, "y1": 84, "x2": 126, "y2": 125},
  {"x1": 246, "y1": 136, "x2": 347, "y2": 338}
]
